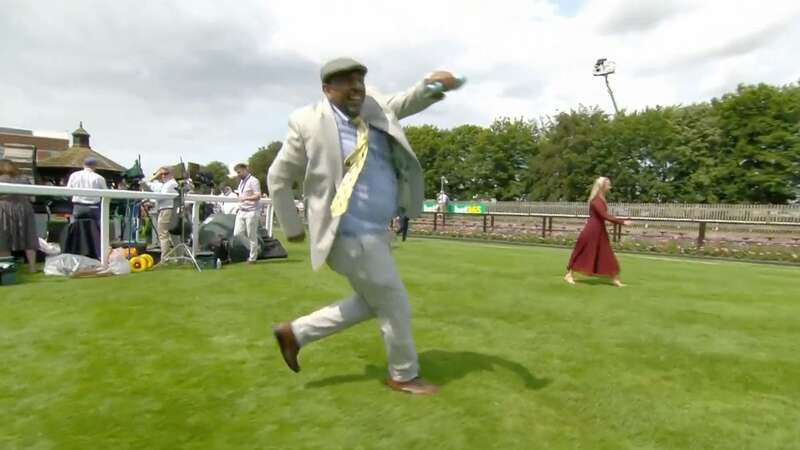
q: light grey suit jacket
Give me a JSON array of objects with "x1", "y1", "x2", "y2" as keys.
[{"x1": 267, "y1": 80, "x2": 442, "y2": 271}]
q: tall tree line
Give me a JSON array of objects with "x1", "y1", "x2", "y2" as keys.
[{"x1": 406, "y1": 82, "x2": 800, "y2": 204}]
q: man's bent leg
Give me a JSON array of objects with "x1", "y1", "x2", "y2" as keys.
[
  {"x1": 351, "y1": 234, "x2": 419, "y2": 382},
  {"x1": 291, "y1": 293, "x2": 373, "y2": 347},
  {"x1": 288, "y1": 235, "x2": 374, "y2": 348}
]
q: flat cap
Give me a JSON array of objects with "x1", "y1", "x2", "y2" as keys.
[{"x1": 320, "y1": 57, "x2": 368, "y2": 83}]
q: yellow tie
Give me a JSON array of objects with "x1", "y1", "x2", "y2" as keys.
[{"x1": 330, "y1": 117, "x2": 369, "y2": 217}]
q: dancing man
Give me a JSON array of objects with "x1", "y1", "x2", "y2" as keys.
[{"x1": 268, "y1": 57, "x2": 459, "y2": 395}]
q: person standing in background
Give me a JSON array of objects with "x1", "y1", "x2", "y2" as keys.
[
  {"x1": 437, "y1": 190, "x2": 449, "y2": 213},
  {"x1": 233, "y1": 163, "x2": 261, "y2": 264},
  {"x1": 66, "y1": 157, "x2": 107, "y2": 225},
  {"x1": 144, "y1": 167, "x2": 179, "y2": 256},
  {"x1": 0, "y1": 159, "x2": 38, "y2": 272},
  {"x1": 396, "y1": 215, "x2": 410, "y2": 242}
]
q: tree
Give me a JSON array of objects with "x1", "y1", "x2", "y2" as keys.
[
  {"x1": 204, "y1": 161, "x2": 231, "y2": 189},
  {"x1": 223, "y1": 176, "x2": 240, "y2": 190},
  {"x1": 469, "y1": 118, "x2": 539, "y2": 200},
  {"x1": 248, "y1": 141, "x2": 283, "y2": 193},
  {"x1": 669, "y1": 103, "x2": 724, "y2": 203},
  {"x1": 711, "y1": 83, "x2": 800, "y2": 203},
  {"x1": 406, "y1": 124, "x2": 481, "y2": 199},
  {"x1": 528, "y1": 107, "x2": 611, "y2": 201},
  {"x1": 405, "y1": 125, "x2": 447, "y2": 197},
  {"x1": 403, "y1": 81, "x2": 800, "y2": 204},
  {"x1": 599, "y1": 106, "x2": 682, "y2": 202},
  {"x1": 436, "y1": 125, "x2": 485, "y2": 200}
]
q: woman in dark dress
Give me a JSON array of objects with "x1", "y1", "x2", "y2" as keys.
[
  {"x1": 0, "y1": 159, "x2": 38, "y2": 272},
  {"x1": 564, "y1": 177, "x2": 632, "y2": 287}
]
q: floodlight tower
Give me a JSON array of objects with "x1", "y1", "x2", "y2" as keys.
[{"x1": 592, "y1": 58, "x2": 619, "y2": 114}]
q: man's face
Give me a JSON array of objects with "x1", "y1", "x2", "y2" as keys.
[
  {"x1": 323, "y1": 70, "x2": 366, "y2": 117},
  {"x1": 236, "y1": 167, "x2": 249, "y2": 179}
]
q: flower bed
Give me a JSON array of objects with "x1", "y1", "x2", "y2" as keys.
[{"x1": 412, "y1": 229, "x2": 800, "y2": 264}]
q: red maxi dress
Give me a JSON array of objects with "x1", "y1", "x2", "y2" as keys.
[{"x1": 567, "y1": 196, "x2": 624, "y2": 277}]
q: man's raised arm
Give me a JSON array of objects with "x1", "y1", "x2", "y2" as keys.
[{"x1": 384, "y1": 71, "x2": 459, "y2": 119}]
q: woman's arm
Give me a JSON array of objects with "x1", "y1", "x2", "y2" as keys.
[{"x1": 593, "y1": 198, "x2": 626, "y2": 225}]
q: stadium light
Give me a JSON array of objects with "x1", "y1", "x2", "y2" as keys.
[{"x1": 593, "y1": 58, "x2": 620, "y2": 114}]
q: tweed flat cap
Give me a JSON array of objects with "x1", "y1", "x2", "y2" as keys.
[{"x1": 320, "y1": 57, "x2": 368, "y2": 83}]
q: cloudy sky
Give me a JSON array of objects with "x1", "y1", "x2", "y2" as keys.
[{"x1": 1, "y1": 0, "x2": 799, "y2": 175}]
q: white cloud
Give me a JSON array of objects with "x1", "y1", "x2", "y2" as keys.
[{"x1": 1, "y1": 0, "x2": 798, "y2": 175}]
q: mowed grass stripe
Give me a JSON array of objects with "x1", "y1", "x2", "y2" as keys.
[{"x1": 0, "y1": 237, "x2": 798, "y2": 449}]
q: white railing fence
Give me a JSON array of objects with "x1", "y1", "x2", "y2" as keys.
[
  {"x1": 487, "y1": 201, "x2": 800, "y2": 223},
  {"x1": 0, "y1": 183, "x2": 273, "y2": 265}
]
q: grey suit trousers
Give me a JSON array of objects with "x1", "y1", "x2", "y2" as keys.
[{"x1": 290, "y1": 233, "x2": 418, "y2": 382}]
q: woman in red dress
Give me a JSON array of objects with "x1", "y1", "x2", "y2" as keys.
[{"x1": 564, "y1": 177, "x2": 632, "y2": 287}]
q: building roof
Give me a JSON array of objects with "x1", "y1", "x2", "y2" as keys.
[
  {"x1": 72, "y1": 122, "x2": 89, "y2": 137},
  {"x1": 37, "y1": 122, "x2": 126, "y2": 173},
  {"x1": 0, "y1": 132, "x2": 69, "y2": 151},
  {"x1": 37, "y1": 146, "x2": 126, "y2": 172},
  {"x1": 0, "y1": 127, "x2": 33, "y2": 135}
]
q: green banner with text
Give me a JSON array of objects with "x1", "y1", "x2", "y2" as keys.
[{"x1": 422, "y1": 201, "x2": 487, "y2": 214}]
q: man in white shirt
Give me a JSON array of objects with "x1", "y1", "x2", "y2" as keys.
[
  {"x1": 144, "y1": 167, "x2": 179, "y2": 256},
  {"x1": 66, "y1": 157, "x2": 107, "y2": 224},
  {"x1": 437, "y1": 191, "x2": 449, "y2": 213},
  {"x1": 233, "y1": 163, "x2": 261, "y2": 263}
]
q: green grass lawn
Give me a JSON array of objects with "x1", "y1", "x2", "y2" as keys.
[{"x1": 1, "y1": 237, "x2": 799, "y2": 450}]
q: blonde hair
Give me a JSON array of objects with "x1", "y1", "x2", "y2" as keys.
[{"x1": 588, "y1": 177, "x2": 609, "y2": 203}]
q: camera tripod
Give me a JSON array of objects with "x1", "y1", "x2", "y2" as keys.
[{"x1": 156, "y1": 180, "x2": 201, "y2": 271}]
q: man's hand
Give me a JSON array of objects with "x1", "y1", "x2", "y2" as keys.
[
  {"x1": 426, "y1": 71, "x2": 459, "y2": 91},
  {"x1": 623, "y1": 220, "x2": 633, "y2": 226},
  {"x1": 287, "y1": 231, "x2": 305, "y2": 243}
]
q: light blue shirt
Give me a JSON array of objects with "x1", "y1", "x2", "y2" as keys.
[{"x1": 331, "y1": 105, "x2": 398, "y2": 236}]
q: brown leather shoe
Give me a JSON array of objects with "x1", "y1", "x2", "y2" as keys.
[
  {"x1": 386, "y1": 377, "x2": 439, "y2": 395},
  {"x1": 272, "y1": 323, "x2": 300, "y2": 373}
]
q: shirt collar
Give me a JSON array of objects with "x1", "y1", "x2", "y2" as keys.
[{"x1": 331, "y1": 104, "x2": 361, "y2": 126}]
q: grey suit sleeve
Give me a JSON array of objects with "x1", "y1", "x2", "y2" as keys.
[
  {"x1": 384, "y1": 80, "x2": 444, "y2": 120},
  {"x1": 267, "y1": 116, "x2": 307, "y2": 239}
]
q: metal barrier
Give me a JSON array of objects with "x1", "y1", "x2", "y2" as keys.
[
  {"x1": 425, "y1": 210, "x2": 800, "y2": 247},
  {"x1": 0, "y1": 182, "x2": 273, "y2": 265},
  {"x1": 487, "y1": 201, "x2": 800, "y2": 223}
]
